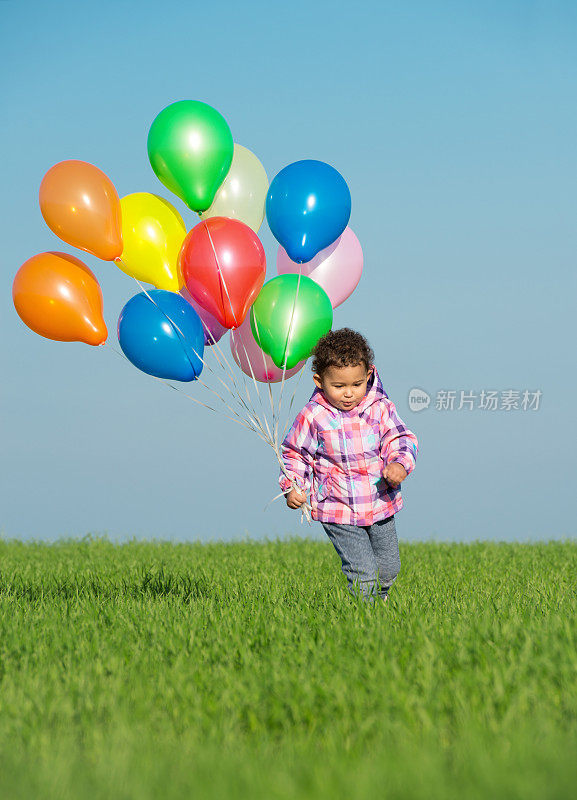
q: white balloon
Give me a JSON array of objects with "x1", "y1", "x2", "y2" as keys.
[{"x1": 200, "y1": 144, "x2": 268, "y2": 232}]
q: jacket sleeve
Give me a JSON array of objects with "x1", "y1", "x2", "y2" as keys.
[
  {"x1": 380, "y1": 400, "x2": 419, "y2": 476},
  {"x1": 279, "y1": 407, "x2": 318, "y2": 494}
]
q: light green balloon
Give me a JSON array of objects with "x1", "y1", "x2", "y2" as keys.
[
  {"x1": 200, "y1": 143, "x2": 268, "y2": 232},
  {"x1": 250, "y1": 274, "x2": 333, "y2": 369},
  {"x1": 147, "y1": 101, "x2": 234, "y2": 213}
]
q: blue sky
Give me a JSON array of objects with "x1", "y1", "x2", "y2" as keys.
[{"x1": 1, "y1": 0, "x2": 576, "y2": 543}]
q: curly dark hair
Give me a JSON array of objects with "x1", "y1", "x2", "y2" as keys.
[{"x1": 311, "y1": 328, "x2": 374, "y2": 377}]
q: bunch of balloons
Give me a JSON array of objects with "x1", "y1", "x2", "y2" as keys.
[{"x1": 12, "y1": 100, "x2": 364, "y2": 387}]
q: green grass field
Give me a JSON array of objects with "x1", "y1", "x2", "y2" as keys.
[{"x1": 0, "y1": 536, "x2": 576, "y2": 799}]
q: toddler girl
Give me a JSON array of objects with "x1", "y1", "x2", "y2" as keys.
[{"x1": 279, "y1": 328, "x2": 418, "y2": 604}]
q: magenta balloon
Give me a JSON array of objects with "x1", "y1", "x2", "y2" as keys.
[
  {"x1": 230, "y1": 316, "x2": 306, "y2": 383},
  {"x1": 180, "y1": 286, "x2": 228, "y2": 346},
  {"x1": 276, "y1": 226, "x2": 363, "y2": 308}
]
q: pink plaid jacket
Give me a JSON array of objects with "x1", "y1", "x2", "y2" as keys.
[{"x1": 279, "y1": 365, "x2": 418, "y2": 525}]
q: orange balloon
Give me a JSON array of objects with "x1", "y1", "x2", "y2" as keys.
[
  {"x1": 39, "y1": 160, "x2": 123, "y2": 261},
  {"x1": 13, "y1": 252, "x2": 107, "y2": 346}
]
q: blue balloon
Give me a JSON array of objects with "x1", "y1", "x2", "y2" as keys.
[
  {"x1": 118, "y1": 290, "x2": 204, "y2": 381},
  {"x1": 266, "y1": 160, "x2": 351, "y2": 263}
]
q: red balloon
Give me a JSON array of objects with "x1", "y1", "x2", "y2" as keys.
[{"x1": 179, "y1": 217, "x2": 266, "y2": 329}]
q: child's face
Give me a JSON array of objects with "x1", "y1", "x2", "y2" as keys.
[{"x1": 313, "y1": 363, "x2": 372, "y2": 412}]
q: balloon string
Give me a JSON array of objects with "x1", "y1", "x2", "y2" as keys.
[
  {"x1": 279, "y1": 354, "x2": 309, "y2": 444},
  {"x1": 206, "y1": 325, "x2": 271, "y2": 441},
  {"x1": 228, "y1": 313, "x2": 280, "y2": 445},
  {"x1": 204, "y1": 330, "x2": 267, "y2": 434},
  {"x1": 204, "y1": 337, "x2": 272, "y2": 445},
  {"x1": 162, "y1": 380, "x2": 271, "y2": 442},
  {"x1": 263, "y1": 486, "x2": 312, "y2": 528},
  {"x1": 232, "y1": 318, "x2": 304, "y2": 518},
  {"x1": 250, "y1": 312, "x2": 279, "y2": 438},
  {"x1": 103, "y1": 340, "x2": 130, "y2": 362},
  {"x1": 275, "y1": 268, "x2": 303, "y2": 444},
  {"x1": 200, "y1": 273, "x2": 309, "y2": 518},
  {"x1": 203, "y1": 221, "x2": 239, "y2": 328},
  {"x1": 197, "y1": 227, "x2": 276, "y2": 443},
  {"x1": 210, "y1": 342, "x2": 311, "y2": 522},
  {"x1": 197, "y1": 317, "x2": 270, "y2": 438},
  {"x1": 193, "y1": 374, "x2": 265, "y2": 434},
  {"x1": 102, "y1": 341, "x2": 269, "y2": 442},
  {"x1": 233, "y1": 331, "x2": 275, "y2": 444},
  {"x1": 267, "y1": 427, "x2": 313, "y2": 523}
]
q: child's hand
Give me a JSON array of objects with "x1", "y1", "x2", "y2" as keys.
[
  {"x1": 383, "y1": 462, "x2": 407, "y2": 488},
  {"x1": 286, "y1": 488, "x2": 308, "y2": 509}
]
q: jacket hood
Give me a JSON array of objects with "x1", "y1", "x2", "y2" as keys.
[{"x1": 309, "y1": 363, "x2": 389, "y2": 415}]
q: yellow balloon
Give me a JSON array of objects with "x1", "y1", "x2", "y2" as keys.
[
  {"x1": 199, "y1": 143, "x2": 268, "y2": 232},
  {"x1": 115, "y1": 193, "x2": 186, "y2": 291}
]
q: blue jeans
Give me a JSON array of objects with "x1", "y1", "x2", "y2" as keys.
[{"x1": 321, "y1": 515, "x2": 401, "y2": 603}]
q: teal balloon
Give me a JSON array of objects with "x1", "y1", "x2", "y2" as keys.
[
  {"x1": 147, "y1": 101, "x2": 234, "y2": 212},
  {"x1": 250, "y1": 275, "x2": 333, "y2": 369}
]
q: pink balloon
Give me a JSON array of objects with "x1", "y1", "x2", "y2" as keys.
[
  {"x1": 230, "y1": 316, "x2": 306, "y2": 383},
  {"x1": 180, "y1": 286, "x2": 228, "y2": 346},
  {"x1": 276, "y1": 226, "x2": 363, "y2": 308}
]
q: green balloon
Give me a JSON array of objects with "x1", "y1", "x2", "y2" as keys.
[
  {"x1": 147, "y1": 101, "x2": 234, "y2": 213},
  {"x1": 251, "y1": 275, "x2": 333, "y2": 369}
]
